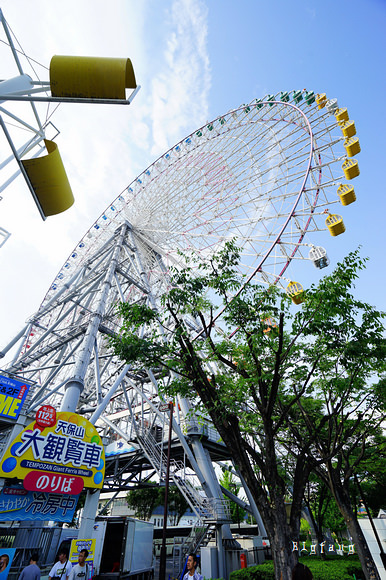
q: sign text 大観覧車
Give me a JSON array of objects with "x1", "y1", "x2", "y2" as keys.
[{"x1": 0, "y1": 411, "x2": 105, "y2": 491}]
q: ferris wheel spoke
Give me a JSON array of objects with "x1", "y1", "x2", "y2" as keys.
[{"x1": 2, "y1": 88, "x2": 359, "y2": 426}]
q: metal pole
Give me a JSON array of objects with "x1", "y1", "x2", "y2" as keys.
[{"x1": 159, "y1": 402, "x2": 174, "y2": 580}]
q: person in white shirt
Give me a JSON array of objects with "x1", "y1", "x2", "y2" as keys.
[
  {"x1": 48, "y1": 551, "x2": 72, "y2": 580},
  {"x1": 183, "y1": 554, "x2": 202, "y2": 580},
  {"x1": 68, "y1": 550, "x2": 89, "y2": 580}
]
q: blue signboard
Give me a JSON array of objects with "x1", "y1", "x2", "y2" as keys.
[
  {"x1": 0, "y1": 374, "x2": 30, "y2": 420},
  {"x1": 0, "y1": 486, "x2": 78, "y2": 522},
  {"x1": 0, "y1": 548, "x2": 16, "y2": 580}
]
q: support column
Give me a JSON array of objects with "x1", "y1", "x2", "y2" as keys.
[{"x1": 60, "y1": 224, "x2": 127, "y2": 412}]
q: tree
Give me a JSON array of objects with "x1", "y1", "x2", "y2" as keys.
[
  {"x1": 163, "y1": 485, "x2": 190, "y2": 525},
  {"x1": 283, "y1": 255, "x2": 386, "y2": 578},
  {"x1": 303, "y1": 475, "x2": 347, "y2": 549},
  {"x1": 352, "y1": 436, "x2": 386, "y2": 517},
  {"x1": 126, "y1": 486, "x2": 160, "y2": 520},
  {"x1": 111, "y1": 243, "x2": 386, "y2": 580},
  {"x1": 126, "y1": 484, "x2": 189, "y2": 525},
  {"x1": 219, "y1": 469, "x2": 247, "y2": 526}
]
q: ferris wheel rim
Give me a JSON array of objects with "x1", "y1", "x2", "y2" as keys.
[{"x1": 36, "y1": 90, "x2": 340, "y2": 319}]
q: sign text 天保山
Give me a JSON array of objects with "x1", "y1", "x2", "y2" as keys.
[{"x1": 0, "y1": 411, "x2": 105, "y2": 491}]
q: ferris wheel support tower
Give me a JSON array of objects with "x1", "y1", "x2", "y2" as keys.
[{"x1": 0, "y1": 84, "x2": 361, "y2": 578}]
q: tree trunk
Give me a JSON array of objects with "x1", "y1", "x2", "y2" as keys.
[
  {"x1": 331, "y1": 477, "x2": 381, "y2": 580},
  {"x1": 268, "y1": 516, "x2": 297, "y2": 580},
  {"x1": 213, "y1": 414, "x2": 298, "y2": 579}
]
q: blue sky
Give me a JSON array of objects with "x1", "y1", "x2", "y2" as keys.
[{"x1": 0, "y1": 0, "x2": 385, "y2": 354}]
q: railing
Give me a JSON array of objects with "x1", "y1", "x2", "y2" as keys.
[
  {"x1": 0, "y1": 525, "x2": 62, "y2": 580},
  {"x1": 172, "y1": 523, "x2": 216, "y2": 579},
  {"x1": 180, "y1": 417, "x2": 223, "y2": 445},
  {"x1": 136, "y1": 426, "x2": 230, "y2": 523}
]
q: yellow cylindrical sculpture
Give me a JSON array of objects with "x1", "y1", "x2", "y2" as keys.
[
  {"x1": 50, "y1": 56, "x2": 136, "y2": 100},
  {"x1": 337, "y1": 183, "x2": 356, "y2": 206},
  {"x1": 340, "y1": 120, "x2": 356, "y2": 138},
  {"x1": 335, "y1": 108, "x2": 349, "y2": 123},
  {"x1": 286, "y1": 281, "x2": 304, "y2": 305},
  {"x1": 344, "y1": 137, "x2": 361, "y2": 157},
  {"x1": 326, "y1": 214, "x2": 345, "y2": 236},
  {"x1": 342, "y1": 158, "x2": 360, "y2": 180},
  {"x1": 21, "y1": 140, "x2": 74, "y2": 217}
]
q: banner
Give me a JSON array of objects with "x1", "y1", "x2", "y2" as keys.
[
  {"x1": 0, "y1": 548, "x2": 16, "y2": 580},
  {"x1": 0, "y1": 374, "x2": 30, "y2": 420},
  {"x1": 0, "y1": 486, "x2": 78, "y2": 522},
  {"x1": 70, "y1": 539, "x2": 95, "y2": 580},
  {"x1": 0, "y1": 411, "x2": 105, "y2": 490}
]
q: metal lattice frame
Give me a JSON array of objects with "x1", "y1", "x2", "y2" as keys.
[{"x1": 0, "y1": 90, "x2": 352, "y2": 537}]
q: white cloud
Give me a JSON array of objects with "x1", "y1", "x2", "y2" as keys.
[
  {"x1": 149, "y1": 0, "x2": 211, "y2": 156},
  {"x1": 0, "y1": 0, "x2": 211, "y2": 356}
]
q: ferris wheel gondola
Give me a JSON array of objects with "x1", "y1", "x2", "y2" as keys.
[{"x1": 1, "y1": 87, "x2": 362, "y2": 429}]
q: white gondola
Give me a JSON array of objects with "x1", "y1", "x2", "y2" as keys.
[{"x1": 309, "y1": 246, "x2": 330, "y2": 269}]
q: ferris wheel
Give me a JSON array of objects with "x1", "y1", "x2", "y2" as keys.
[
  {"x1": 45, "y1": 88, "x2": 358, "y2": 308},
  {"x1": 1, "y1": 87, "x2": 361, "y2": 409},
  {"x1": 0, "y1": 89, "x2": 360, "y2": 536}
]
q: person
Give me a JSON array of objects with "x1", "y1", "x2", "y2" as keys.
[
  {"x1": 292, "y1": 562, "x2": 313, "y2": 579},
  {"x1": 68, "y1": 550, "x2": 89, "y2": 580},
  {"x1": 0, "y1": 555, "x2": 9, "y2": 574},
  {"x1": 183, "y1": 554, "x2": 202, "y2": 580},
  {"x1": 18, "y1": 553, "x2": 40, "y2": 580},
  {"x1": 48, "y1": 550, "x2": 72, "y2": 580}
]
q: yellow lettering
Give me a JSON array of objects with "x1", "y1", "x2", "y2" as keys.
[
  {"x1": 0, "y1": 394, "x2": 13, "y2": 415},
  {"x1": 9, "y1": 398, "x2": 21, "y2": 417}
]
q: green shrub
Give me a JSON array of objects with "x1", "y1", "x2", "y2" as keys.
[{"x1": 229, "y1": 557, "x2": 365, "y2": 580}]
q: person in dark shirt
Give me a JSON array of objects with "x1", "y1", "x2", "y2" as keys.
[{"x1": 18, "y1": 553, "x2": 40, "y2": 580}]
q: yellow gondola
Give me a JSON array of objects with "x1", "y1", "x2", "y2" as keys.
[
  {"x1": 325, "y1": 214, "x2": 345, "y2": 237},
  {"x1": 342, "y1": 158, "x2": 360, "y2": 180},
  {"x1": 335, "y1": 108, "x2": 349, "y2": 123},
  {"x1": 286, "y1": 281, "x2": 304, "y2": 305},
  {"x1": 344, "y1": 137, "x2": 361, "y2": 157},
  {"x1": 316, "y1": 93, "x2": 327, "y2": 109},
  {"x1": 337, "y1": 184, "x2": 356, "y2": 206},
  {"x1": 340, "y1": 120, "x2": 356, "y2": 138}
]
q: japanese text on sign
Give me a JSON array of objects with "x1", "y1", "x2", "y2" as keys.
[
  {"x1": 15, "y1": 421, "x2": 102, "y2": 469},
  {"x1": 36, "y1": 405, "x2": 56, "y2": 428},
  {"x1": 0, "y1": 411, "x2": 105, "y2": 490},
  {"x1": 0, "y1": 487, "x2": 78, "y2": 522}
]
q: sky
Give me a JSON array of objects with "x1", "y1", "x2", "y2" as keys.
[{"x1": 0, "y1": 0, "x2": 385, "y2": 359}]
